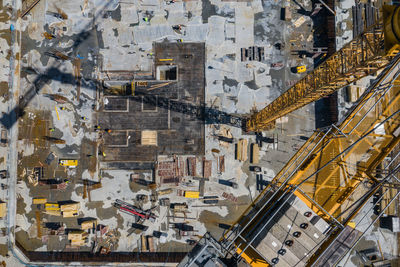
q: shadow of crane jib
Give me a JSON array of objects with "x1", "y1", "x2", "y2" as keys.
[{"x1": 0, "y1": 67, "x2": 244, "y2": 129}]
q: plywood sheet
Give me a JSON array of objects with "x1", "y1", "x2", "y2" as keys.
[{"x1": 141, "y1": 130, "x2": 157, "y2": 146}]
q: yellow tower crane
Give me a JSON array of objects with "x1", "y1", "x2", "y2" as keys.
[
  {"x1": 178, "y1": 5, "x2": 400, "y2": 267},
  {"x1": 221, "y1": 53, "x2": 400, "y2": 266},
  {"x1": 246, "y1": 5, "x2": 400, "y2": 132},
  {"x1": 216, "y1": 5, "x2": 400, "y2": 267}
]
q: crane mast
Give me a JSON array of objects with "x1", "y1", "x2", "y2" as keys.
[{"x1": 246, "y1": 5, "x2": 400, "y2": 132}]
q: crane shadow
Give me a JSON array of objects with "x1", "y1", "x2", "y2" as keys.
[
  {"x1": 1, "y1": 65, "x2": 245, "y2": 129},
  {"x1": 1, "y1": 0, "x2": 245, "y2": 131}
]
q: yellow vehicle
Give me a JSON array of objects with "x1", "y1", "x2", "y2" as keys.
[
  {"x1": 184, "y1": 191, "x2": 200, "y2": 199},
  {"x1": 293, "y1": 65, "x2": 307, "y2": 73},
  {"x1": 45, "y1": 203, "x2": 60, "y2": 211},
  {"x1": 59, "y1": 159, "x2": 78, "y2": 167}
]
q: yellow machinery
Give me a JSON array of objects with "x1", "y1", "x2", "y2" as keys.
[
  {"x1": 246, "y1": 5, "x2": 400, "y2": 131},
  {"x1": 294, "y1": 65, "x2": 307, "y2": 73},
  {"x1": 59, "y1": 159, "x2": 78, "y2": 167},
  {"x1": 45, "y1": 203, "x2": 60, "y2": 211},
  {"x1": 204, "y1": 5, "x2": 400, "y2": 267},
  {"x1": 184, "y1": 191, "x2": 200, "y2": 198},
  {"x1": 221, "y1": 52, "x2": 400, "y2": 267},
  {"x1": 179, "y1": 6, "x2": 400, "y2": 267}
]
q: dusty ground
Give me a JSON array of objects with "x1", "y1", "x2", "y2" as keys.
[
  {"x1": 0, "y1": 0, "x2": 394, "y2": 266},
  {"x1": 0, "y1": 0, "x2": 326, "y2": 264}
]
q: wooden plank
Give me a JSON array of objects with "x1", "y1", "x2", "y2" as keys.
[
  {"x1": 187, "y1": 157, "x2": 196, "y2": 176},
  {"x1": 141, "y1": 131, "x2": 157, "y2": 146},
  {"x1": 251, "y1": 143, "x2": 259, "y2": 164},
  {"x1": 219, "y1": 156, "x2": 225, "y2": 173},
  {"x1": 141, "y1": 235, "x2": 148, "y2": 252},
  {"x1": 36, "y1": 211, "x2": 42, "y2": 238},
  {"x1": 203, "y1": 159, "x2": 211, "y2": 178},
  {"x1": 83, "y1": 182, "x2": 87, "y2": 199},
  {"x1": 74, "y1": 59, "x2": 81, "y2": 101},
  {"x1": 237, "y1": 139, "x2": 248, "y2": 161},
  {"x1": 148, "y1": 236, "x2": 155, "y2": 252}
]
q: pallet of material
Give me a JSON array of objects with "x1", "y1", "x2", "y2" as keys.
[
  {"x1": 70, "y1": 239, "x2": 86, "y2": 247},
  {"x1": 161, "y1": 177, "x2": 180, "y2": 184},
  {"x1": 141, "y1": 130, "x2": 157, "y2": 146},
  {"x1": 140, "y1": 235, "x2": 156, "y2": 252},
  {"x1": 148, "y1": 236, "x2": 155, "y2": 252},
  {"x1": 81, "y1": 219, "x2": 97, "y2": 230},
  {"x1": 236, "y1": 139, "x2": 248, "y2": 161},
  {"x1": 0, "y1": 202, "x2": 6, "y2": 218},
  {"x1": 36, "y1": 211, "x2": 42, "y2": 238},
  {"x1": 187, "y1": 157, "x2": 196, "y2": 176},
  {"x1": 218, "y1": 156, "x2": 225, "y2": 173},
  {"x1": 178, "y1": 157, "x2": 185, "y2": 177},
  {"x1": 68, "y1": 231, "x2": 88, "y2": 240},
  {"x1": 171, "y1": 203, "x2": 188, "y2": 212},
  {"x1": 45, "y1": 203, "x2": 60, "y2": 211},
  {"x1": 45, "y1": 210, "x2": 61, "y2": 216},
  {"x1": 158, "y1": 188, "x2": 173, "y2": 195},
  {"x1": 251, "y1": 143, "x2": 260, "y2": 164},
  {"x1": 33, "y1": 198, "x2": 47, "y2": 205},
  {"x1": 62, "y1": 211, "x2": 78, "y2": 218},
  {"x1": 60, "y1": 203, "x2": 80, "y2": 212},
  {"x1": 203, "y1": 160, "x2": 212, "y2": 178},
  {"x1": 141, "y1": 235, "x2": 148, "y2": 252},
  {"x1": 158, "y1": 161, "x2": 175, "y2": 169},
  {"x1": 158, "y1": 161, "x2": 175, "y2": 178},
  {"x1": 158, "y1": 170, "x2": 175, "y2": 178}
]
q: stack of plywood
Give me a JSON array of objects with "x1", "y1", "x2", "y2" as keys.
[
  {"x1": 141, "y1": 130, "x2": 157, "y2": 146},
  {"x1": 251, "y1": 143, "x2": 260, "y2": 164},
  {"x1": 141, "y1": 235, "x2": 155, "y2": 252},
  {"x1": 236, "y1": 139, "x2": 248, "y2": 161},
  {"x1": 177, "y1": 156, "x2": 184, "y2": 177},
  {"x1": 148, "y1": 236, "x2": 155, "y2": 252},
  {"x1": 187, "y1": 157, "x2": 196, "y2": 176},
  {"x1": 33, "y1": 198, "x2": 47, "y2": 205},
  {"x1": 68, "y1": 230, "x2": 88, "y2": 247},
  {"x1": 203, "y1": 160, "x2": 212, "y2": 178},
  {"x1": 45, "y1": 203, "x2": 61, "y2": 216},
  {"x1": 81, "y1": 219, "x2": 97, "y2": 231},
  {"x1": 141, "y1": 235, "x2": 148, "y2": 252},
  {"x1": 158, "y1": 188, "x2": 173, "y2": 196},
  {"x1": 171, "y1": 203, "x2": 188, "y2": 212},
  {"x1": 0, "y1": 202, "x2": 6, "y2": 218},
  {"x1": 60, "y1": 202, "x2": 80, "y2": 218}
]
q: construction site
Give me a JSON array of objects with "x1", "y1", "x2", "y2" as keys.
[{"x1": 0, "y1": 0, "x2": 400, "y2": 266}]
